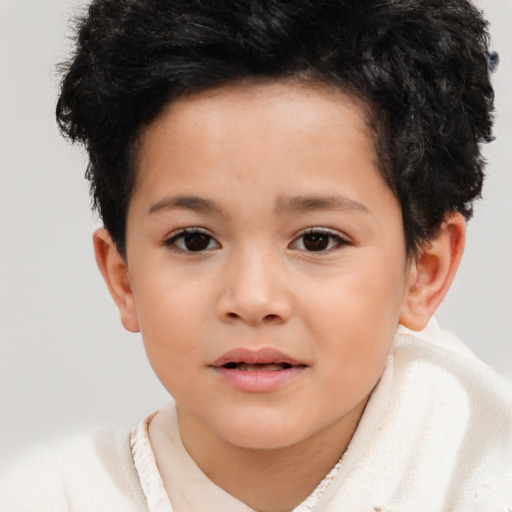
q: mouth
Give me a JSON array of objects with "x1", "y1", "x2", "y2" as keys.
[
  {"x1": 210, "y1": 347, "x2": 307, "y2": 392},
  {"x1": 221, "y1": 362, "x2": 296, "y2": 371},
  {"x1": 211, "y1": 347, "x2": 306, "y2": 370}
]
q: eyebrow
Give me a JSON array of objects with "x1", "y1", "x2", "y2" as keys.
[
  {"x1": 275, "y1": 194, "x2": 369, "y2": 215},
  {"x1": 148, "y1": 195, "x2": 223, "y2": 215},
  {"x1": 148, "y1": 193, "x2": 369, "y2": 216}
]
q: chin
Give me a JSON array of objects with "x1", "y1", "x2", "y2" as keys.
[
  {"x1": 221, "y1": 430, "x2": 301, "y2": 451},
  {"x1": 211, "y1": 411, "x2": 318, "y2": 451}
]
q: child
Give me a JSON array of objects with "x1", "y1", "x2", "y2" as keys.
[{"x1": 1, "y1": 0, "x2": 511, "y2": 510}]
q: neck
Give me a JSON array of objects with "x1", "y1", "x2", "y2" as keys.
[{"x1": 176, "y1": 401, "x2": 367, "y2": 512}]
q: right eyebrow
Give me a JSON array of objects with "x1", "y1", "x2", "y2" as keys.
[{"x1": 148, "y1": 195, "x2": 223, "y2": 215}]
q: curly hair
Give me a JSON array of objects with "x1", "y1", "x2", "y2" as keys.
[{"x1": 56, "y1": 0, "x2": 495, "y2": 257}]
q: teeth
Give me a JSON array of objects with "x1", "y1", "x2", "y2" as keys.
[{"x1": 230, "y1": 363, "x2": 291, "y2": 371}]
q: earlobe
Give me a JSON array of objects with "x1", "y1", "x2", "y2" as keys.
[
  {"x1": 93, "y1": 228, "x2": 140, "y2": 333},
  {"x1": 399, "y1": 213, "x2": 466, "y2": 331}
]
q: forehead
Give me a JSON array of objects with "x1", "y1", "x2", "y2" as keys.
[
  {"x1": 136, "y1": 81, "x2": 375, "y2": 174},
  {"x1": 159, "y1": 79, "x2": 371, "y2": 127},
  {"x1": 131, "y1": 80, "x2": 393, "y2": 220}
]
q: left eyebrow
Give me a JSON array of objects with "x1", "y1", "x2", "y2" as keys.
[
  {"x1": 275, "y1": 194, "x2": 369, "y2": 215},
  {"x1": 148, "y1": 195, "x2": 223, "y2": 215}
]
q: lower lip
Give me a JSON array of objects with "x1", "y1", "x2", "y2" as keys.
[{"x1": 211, "y1": 366, "x2": 306, "y2": 392}]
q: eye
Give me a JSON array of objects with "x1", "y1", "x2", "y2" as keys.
[
  {"x1": 291, "y1": 228, "x2": 349, "y2": 252},
  {"x1": 165, "y1": 228, "x2": 220, "y2": 252}
]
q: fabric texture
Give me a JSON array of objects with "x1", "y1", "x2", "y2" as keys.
[
  {"x1": 0, "y1": 428, "x2": 147, "y2": 512},
  {"x1": 1, "y1": 324, "x2": 511, "y2": 511}
]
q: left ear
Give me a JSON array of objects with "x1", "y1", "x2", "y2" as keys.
[{"x1": 399, "y1": 212, "x2": 466, "y2": 331}]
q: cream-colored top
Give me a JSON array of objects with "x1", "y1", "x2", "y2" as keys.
[
  {"x1": 129, "y1": 324, "x2": 512, "y2": 512},
  {"x1": 149, "y1": 404, "x2": 255, "y2": 512},
  {"x1": 130, "y1": 404, "x2": 343, "y2": 512}
]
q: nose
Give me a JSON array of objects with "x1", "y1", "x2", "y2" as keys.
[{"x1": 216, "y1": 248, "x2": 292, "y2": 326}]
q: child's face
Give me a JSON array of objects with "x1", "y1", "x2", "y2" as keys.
[{"x1": 122, "y1": 81, "x2": 414, "y2": 450}]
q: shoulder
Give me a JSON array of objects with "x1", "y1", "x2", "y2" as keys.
[
  {"x1": 328, "y1": 323, "x2": 512, "y2": 510},
  {"x1": 392, "y1": 321, "x2": 512, "y2": 452},
  {"x1": 391, "y1": 324, "x2": 512, "y2": 507},
  {"x1": 0, "y1": 429, "x2": 148, "y2": 512},
  {"x1": 394, "y1": 321, "x2": 512, "y2": 409}
]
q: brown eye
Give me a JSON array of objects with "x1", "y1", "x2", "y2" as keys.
[
  {"x1": 183, "y1": 233, "x2": 212, "y2": 251},
  {"x1": 166, "y1": 229, "x2": 220, "y2": 252},
  {"x1": 302, "y1": 233, "x2": 331, "y2": 251},
  {"x1": 291, "y1": 228, "x2": 349, "y2": 252}
]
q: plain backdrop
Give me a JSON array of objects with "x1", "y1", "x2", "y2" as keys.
[{"x1": 0, "y1": 0, "x2": 511, "y2": 461}]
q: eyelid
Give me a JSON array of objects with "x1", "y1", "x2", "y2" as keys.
[
  {"x1": 298, "y1": 226, "x2": 349, "y2": 238},
  {"x1": 290, "y1": 227, "x2": 351, "y2": 251},
  {"x1": 165, "y1": 226, "x2": 209, "y2": 240},
  {"x1": 164, "y1": 226, "x2": 220, "y2": 252}
]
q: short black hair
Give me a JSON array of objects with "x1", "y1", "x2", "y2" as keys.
[{"x1": 56, "y1": 0, "x2": 495, "y2": 257}]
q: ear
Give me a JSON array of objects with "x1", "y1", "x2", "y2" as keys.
[
  {"x1": 399, "y1": 212, "x2": 466, "y2": 331},
  {"x1": 93, "y1": 228, "x2": 140, "y2": 333}
]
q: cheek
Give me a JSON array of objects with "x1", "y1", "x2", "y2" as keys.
[
  {"x1": 304, "y1": 258, "x2": 404, "y2": 333},
  {"x1": 302, "y1": 257, "x2": 405, "y2": 381},
  {"x1": 133, "y1": 274, "x2": 213, "y2": 372},
  {"x1": 135, "y1": 262, "x2": 211, "y2": 323}
]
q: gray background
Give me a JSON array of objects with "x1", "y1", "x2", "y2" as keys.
[{"x1": 0, "y1": 0, "x2": 510, "y2": 461}]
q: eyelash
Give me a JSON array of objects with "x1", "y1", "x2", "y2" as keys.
[
  {"x1": 163, "y1": 227, "x2": 350, "y2": 253},
  {"x1": 291, "y1": 228, "x2": 350, "y2": 253},
  {"x1": 164, "y1": 227, "x2": 220, "y2": 253}
]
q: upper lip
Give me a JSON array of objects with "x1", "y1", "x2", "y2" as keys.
[{"x1": 211, "y1": 347, "x2": 305, "y2": 367}]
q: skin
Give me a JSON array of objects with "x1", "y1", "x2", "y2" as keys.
[{"x1": 94, "y1": 81, "x2": 466, "y2": 512}]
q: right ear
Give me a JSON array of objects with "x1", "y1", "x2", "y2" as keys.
[{"x1": 93, "y1": 228, "x2": 140, "y2": 333}]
